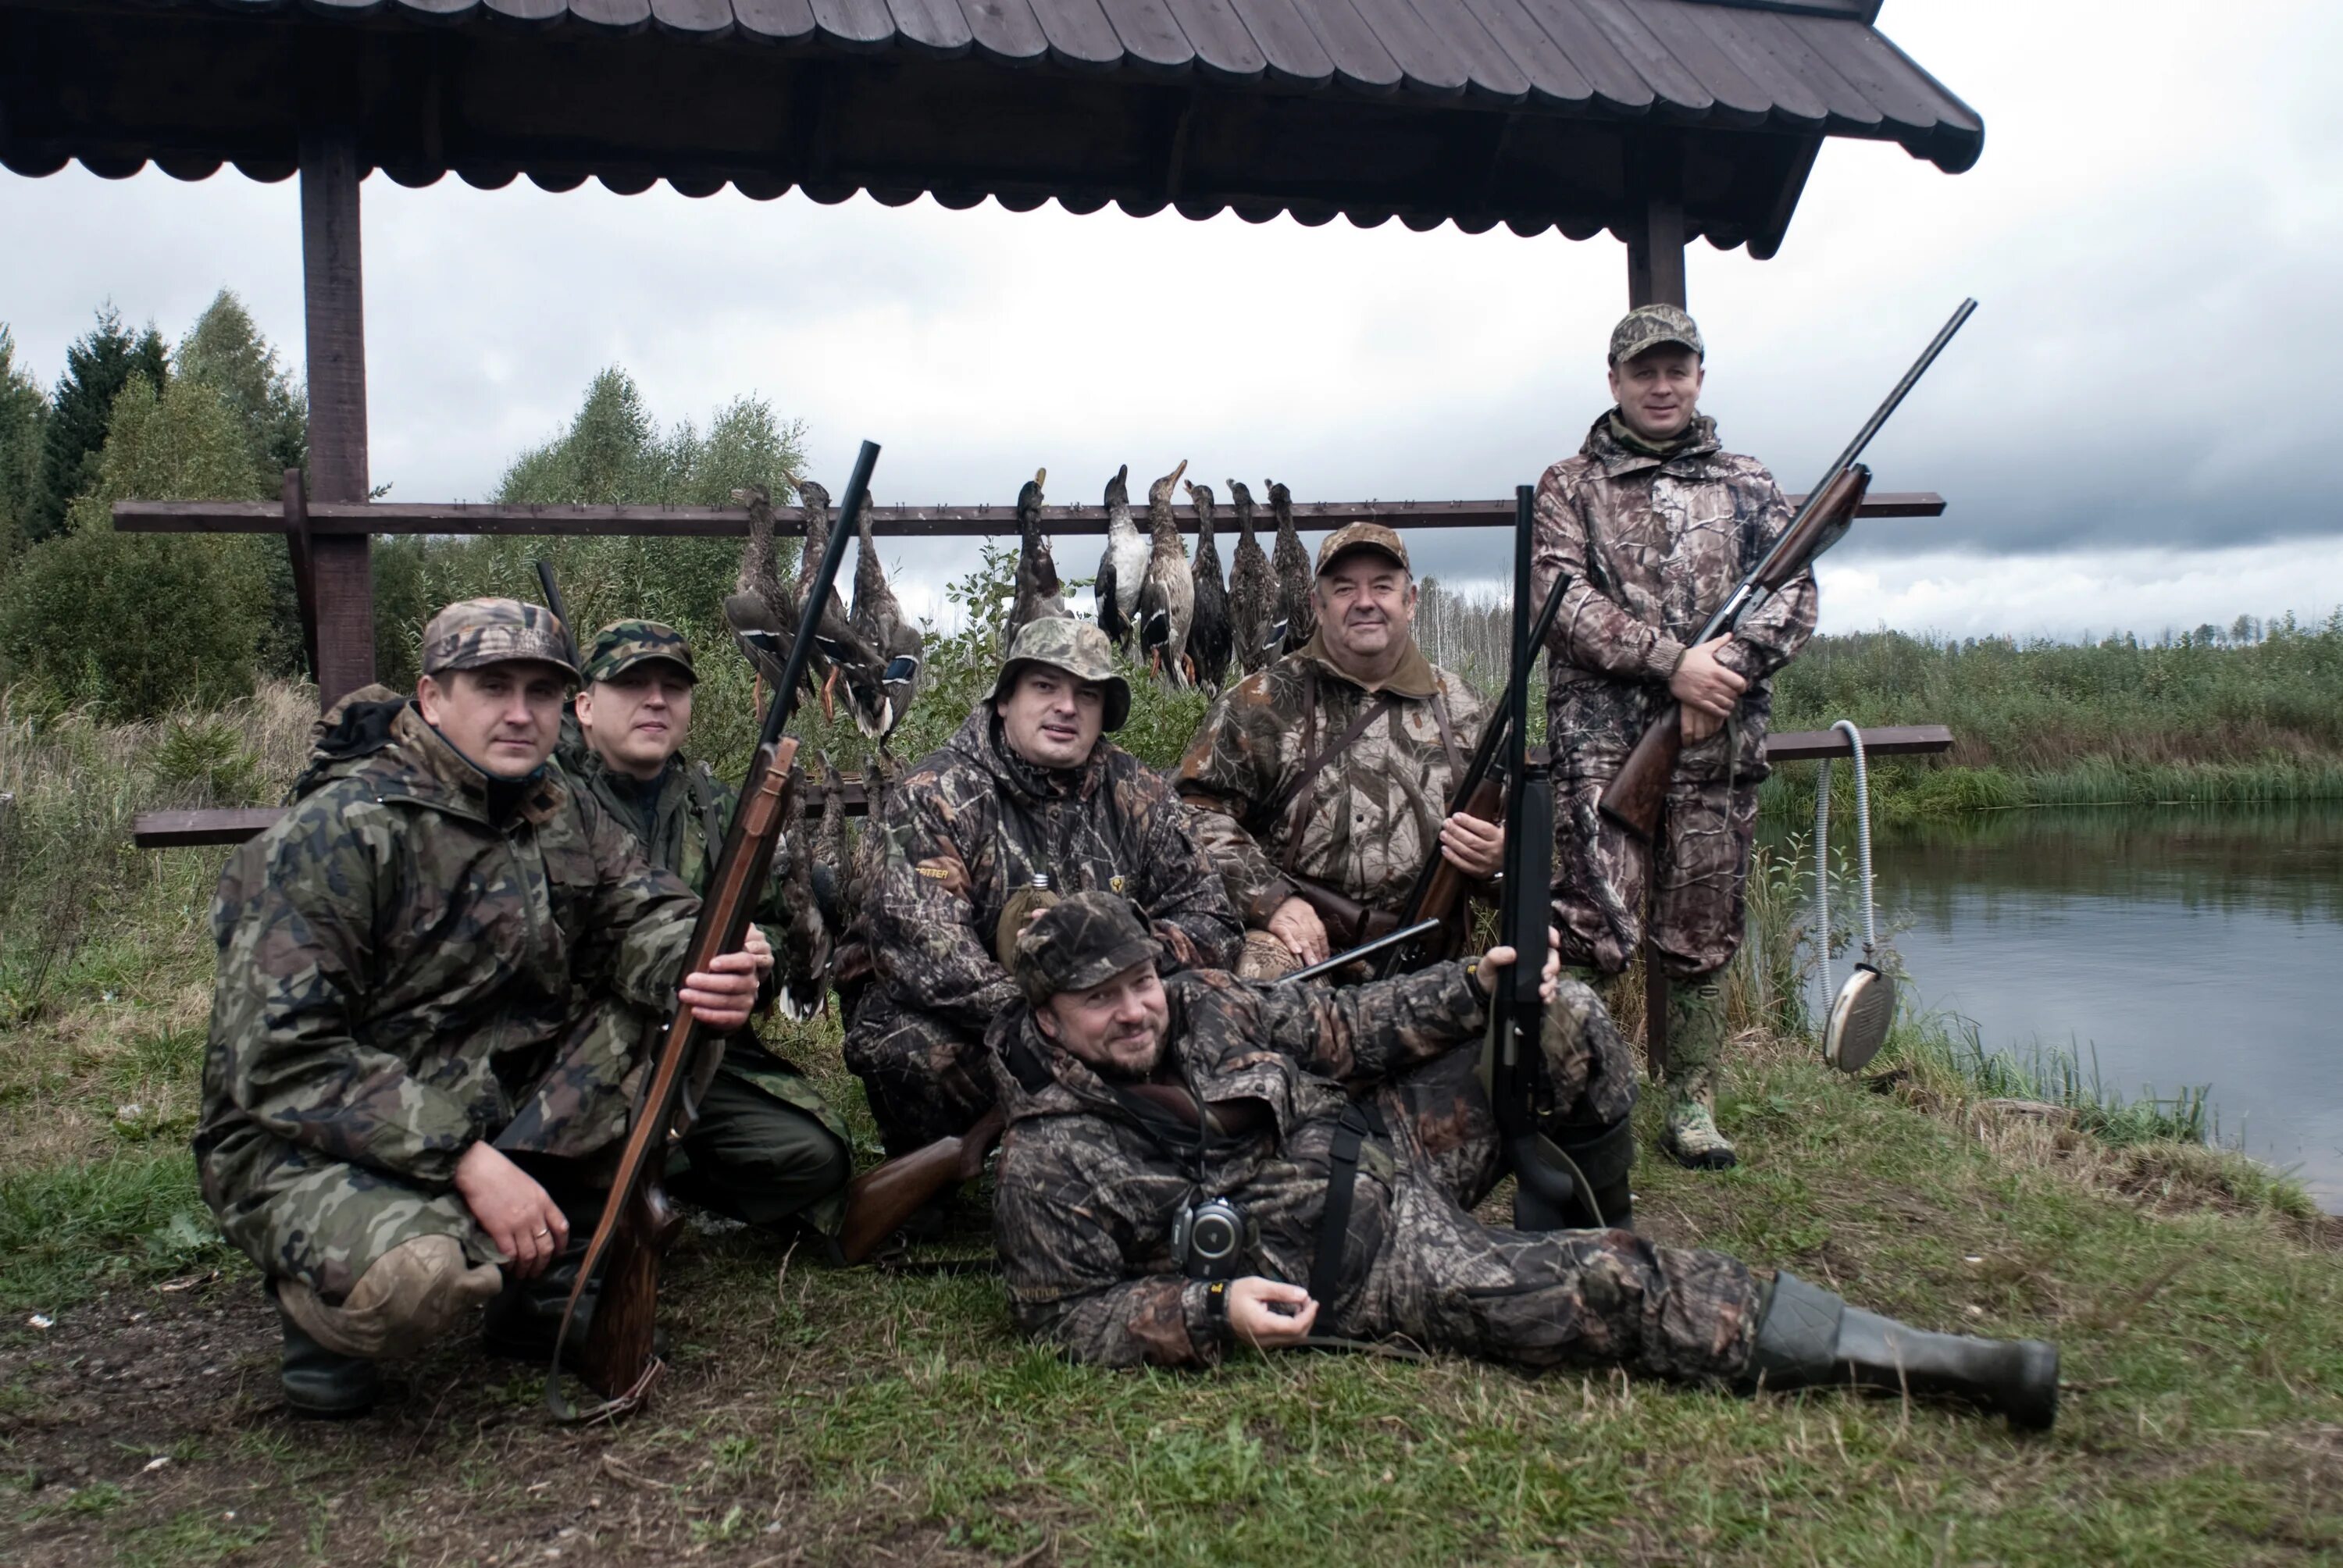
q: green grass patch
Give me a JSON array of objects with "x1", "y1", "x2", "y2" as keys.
[{"x1": 0, "y1": 1149, "x2": 229, "y2": 1312}]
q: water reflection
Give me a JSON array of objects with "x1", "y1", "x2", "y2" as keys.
[{"x1": 1763, "y1": 804, "x2": 2343, "y2": 1212}]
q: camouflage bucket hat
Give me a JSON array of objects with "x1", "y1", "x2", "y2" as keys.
[
  {"x1": 991, "y1": 618, "x2": 1132, "y2": 732},
  {"x1": 1608, "y1": 304, "x2": 1705, "y2": 365},
  {"x1": 420, "y1": 597, "x2": 580, "y2": 680},
  {"x1": 1014, "y1": 890, "x2": 1164, "y2": 1007},
  {"x1": 1314, "y1": 521, "x2": 1410, "y2": 576},
  {"x1": 583, "y1": 620, "x2": 697, "y2": 685}
]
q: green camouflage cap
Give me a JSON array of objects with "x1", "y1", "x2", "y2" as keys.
[
  {"x1": 1314, "y1": 521, "x2": 1410, "y2": 576},
  {"x1": 1608, "y1": 304, "x2": 1705, "y2": 365},
  {"x1": 583, "y1": 620, "x2": 697, "y2": 685},
  {"x1": 1013, "y1": 890, "x2": 1164, "y2": 1007},
  {"x1": 419, "y1": 597, "x2": 579, "y2": 680},
  {"x1": 992, "y1": 617, "x2": 1133, "y2": 732}
]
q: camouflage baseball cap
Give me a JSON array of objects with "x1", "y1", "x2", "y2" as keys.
[
  {"x1": 991, "y1": 617, "x2": 1133, "y2": 732},
  {"x1": 1012, "y1": 890, "x2": 1164, "y2": 1007},
  {"x1": 419, "y1": 598, "x2": 579, "y2": 680},
  {"x1": 1314, "y1": 521, "x2": 1410, "y2": 576},
  {"x1": 1608, "y1": 304, "x2": 1704, "y2": 365},
  {"x1": 583, "y1": 620, "x2": 697, "y2": 685}
]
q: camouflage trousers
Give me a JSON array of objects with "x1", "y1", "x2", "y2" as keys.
[
  {"x1": 1550, "y1": 768, "x2": 1760, "y2": 982},
  {"x1": 843, "y1": 996, "x2": 997, "y2": 1158}
]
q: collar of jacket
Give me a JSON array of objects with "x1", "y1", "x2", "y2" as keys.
[
  {"x1": 369, "y1": 703, "x2": 571, "y2": 828},
  {"x1": 1581, "y1": 408, "x2": 1724, "y2": 479},
  {"x1": 950, "y1": 704, "x2": 1109, "y2": 804},
  {"x1": 1298, "y1": 627, "x2": 1441, "y2": 700}
]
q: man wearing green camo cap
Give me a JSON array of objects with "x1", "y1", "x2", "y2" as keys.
[
  {"x1": 842, "y1": 615, "x2": 1241, "y2": 1215},
  {"x1": 198, "y1": 597, "x2": 773, "y2": 1416},
  {"x1": 564, "y1": 619, "x2": 853, "y2": 1247},
  {"x1": 1529, "y1": 301, "x2": 1820, "y2": 1171}
]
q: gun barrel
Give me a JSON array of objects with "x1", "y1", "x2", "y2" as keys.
[
  {"x1": 1278, "y1": 918, "x2": 1443, "y2": 986},
  {"x1": 761, "y1": 440, "x2": 881, "y2": 750}
]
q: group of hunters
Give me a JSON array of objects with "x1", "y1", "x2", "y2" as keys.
[{"x1": 198, "y1": 306, "x2": 2059, "y2": 1429}]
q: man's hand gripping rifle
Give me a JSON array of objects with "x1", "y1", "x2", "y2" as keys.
[
  {"x1": 1600, "y1": 300, "x2": 1977, "y2": 839},
  {"x1": 546, "y1": 440, "x2": 884, "y2": 1422}
]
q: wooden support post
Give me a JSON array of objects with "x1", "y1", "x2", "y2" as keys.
[
  {"x1": 282, "y1": 468, "x2": 320, "y2": 684},
  {"x1": 299, "y1": 111, "x2": 376, "y2": 708},
  {"x1": 1625, "y1": 134, "x2": 1688, "y2": 311}
]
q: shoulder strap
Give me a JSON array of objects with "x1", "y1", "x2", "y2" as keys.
[
  {"x1": 1273, "y1": 676, "x2": 1397, "y2": 875},
  {"x1": 1307, "y1": 1099, "x2": 1389, "y2": 1308},
  {"x1": 1427, "y1": 689, "x2": 1464, "y2": 788}
]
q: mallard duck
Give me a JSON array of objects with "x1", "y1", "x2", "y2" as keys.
[
  {"x1": 1094, "y1": 464, "x2": 1145, "y2": 650},
  {"x1": 1268, "y1": 479, "x2": 1316, "y2": 656},
  {"x1": 811, "y1": 751, "x2": 850, "y2": 932},
  {"x1": 776, "y1": 757, "x2": 832, "y2": 1021},
  {"x1": 1004, "y1": 467, "x2": 1068, "y2": 651},
  {"x1": 790, "y1": 478, "x2": 895, "y2": 739},
  {"x1": 1136, "y1": 460, "x2": 1193, "y2": 684},
  {"x1": 850, "y1": 490, "x2": 923, "y2": 746},
  {"x1": 1225, "y1": 479, "x2": 1278, "y2": 675},
  {"x1": 1183, "y1": 479, "x2": 1232, "y2": 692},
  {"x1": 725, "y1": 485, "x2": 804, "y2": 695}
]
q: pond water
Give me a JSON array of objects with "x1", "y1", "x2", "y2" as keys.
[{"x1": 1766, "y1": 804, "x2": 2343, "y2": 1213}]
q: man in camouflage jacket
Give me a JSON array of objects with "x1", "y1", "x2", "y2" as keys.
[
  {"x1": 1531, "y1": 305, "x2": 1819, "y2": 1172},
  {"x1": 1179, "y1": 522, "x2": 1639, "y2": 1223},
  {"x1": 843, "y1": 617, "x2": 1242, "y2": 1158},
  {"x1": 982, "y1": 894, "x2": 2062, "y2": 1435},
  {"x1": 562, "y1": 620, "x2": 851, "y2": 1242},
  {"x1": 198, "y1": 599, "x2": 772, "y2": 1415}
]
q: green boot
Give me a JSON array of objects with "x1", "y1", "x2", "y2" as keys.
[
  {"x1": 1661, "y1": 976, "x2": 1738, "y2": 1171},
  {"x1": 272, "y1": 1284, "x2": 380, "y2": 1418},
  {"x1": 1745, "y1": 1270, "x2": 2059, "y2": 1431}
]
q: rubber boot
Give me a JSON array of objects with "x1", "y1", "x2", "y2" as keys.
[
  {"x1": 482, "y1": 1247, "x2": 594, "y2": 1367},
  {"x1": 1746, "y1": 1270, "x2": 2059, "y2": 1431},
  {"x1": 273, "y1": 1284, "x2": 380, "y2": 1418}
]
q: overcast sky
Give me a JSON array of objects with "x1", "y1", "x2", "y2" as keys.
[{"x1": 4, "y1": 0, "x2": 2340, "y2": 639}]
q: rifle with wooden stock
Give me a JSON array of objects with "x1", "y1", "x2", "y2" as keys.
[
  {"x1": 834, "y1": 914, "x2": 1443, "y2": 1265},
  {"x1": 1599, "y1": 300, "x2": 1977, "y2": 841},
  {"x1": 547, "y1": 440, "x2": 883, "y2": 1421}
]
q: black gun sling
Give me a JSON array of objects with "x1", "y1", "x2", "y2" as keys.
[{"x1": 1308, "y1": 1099, "x2": 1389, "y2": 1310}]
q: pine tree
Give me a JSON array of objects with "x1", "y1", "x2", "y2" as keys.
[
  {"x1": 26, "y1": 305, "x2": 169, "y2": 543},
  {"x1": 0, "y1": 325, "x2": 48, "y2": 566},
  {"x1": 176, "y1": 289, "x2": 306, "y2": 479}
]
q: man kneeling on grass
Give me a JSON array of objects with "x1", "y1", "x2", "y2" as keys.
[
  {"x1": 988, "y1": 892, "x2": 2060, "y2": 1429},
  {"x1": 196, "y1": 598, "x2": 771, "y2": 1417}
]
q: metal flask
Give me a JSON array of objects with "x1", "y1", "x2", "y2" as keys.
[{"x1": 1813, "y1": 721, "x2": 1899, "y2": 1074}]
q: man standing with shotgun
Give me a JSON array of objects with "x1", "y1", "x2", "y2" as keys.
[
  {"x1": 196, "y1": 598, "x2": 773, "y2": 1417},
  {"x1": 1532, "y1": 305, "x2": 1817, "y2": 1171}
]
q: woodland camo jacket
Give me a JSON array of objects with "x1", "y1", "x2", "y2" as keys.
[
  {"x1": 1531, "y1": 412, "x2": 1817, "y2": 782},
  {"x1": 197, "y1": 704, "x2": 699, "y2": 1213}
]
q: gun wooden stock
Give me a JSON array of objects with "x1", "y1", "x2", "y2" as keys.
[
  {"x1": 1288, "y1": 874, "x2": 1400, "y2": 953},
  {"x1": 839, "y1": 1105, "x2": 1007, "y2": 1264},
  {"x1": 577, "y1": 1179, "x2": 680, "y2": 1410},
  {"x1": 1597, "y1": 465, "x2": 1872, "y2": 843},
  {"x1": 1400, "y1": 773, "x2": 1503, "y2": 966}
]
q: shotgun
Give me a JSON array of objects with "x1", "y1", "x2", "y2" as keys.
[
  {"x1": 547, "y1": 438, "x2": 882, "y2": 1422},
  {"x1": 533, "y1": 558, "x2": 580, "y2": 671},
  {"x1": 1599, "y1": 300, "x2": 1976, "y2": 840}
]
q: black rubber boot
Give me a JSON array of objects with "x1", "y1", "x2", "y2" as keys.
[
  {"x1": 1510, "y1": 1117, "x2": 1635, "y2": 1232},
  {"x1": 482, "y1": 1250, "x2": 594, "y2": 1365},
  {"x1": 1746, "y1": 1270, "x2": 2059, "y2": 1431},
  {"x1": 273, "y1": 1287, "x2": 380, "y2": 1419}
]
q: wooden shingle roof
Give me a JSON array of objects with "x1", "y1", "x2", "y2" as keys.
[{"x1": 0, "y1": 0, "x2": 1979, "y2": 253}]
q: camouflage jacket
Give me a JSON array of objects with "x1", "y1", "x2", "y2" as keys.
[
  {"x1": 1176, "y1": 634, "x2": 1489, "y2": 923},
  {"x1": 197, "y1": 704, "x2": 699, "y2": 1201},
  {"x1": 1531, "y1": 412, "x2": 1817, "y2": 782},
  {"x1": 853, "y1": 706, "x2": 1243, "y2": 1046},
  {"x1": 988, "y1": 962, "x2": 1487, "y2": 1367}
]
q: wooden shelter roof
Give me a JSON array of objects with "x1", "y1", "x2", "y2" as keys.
[{"x1": 0, "y1": 0, "x2": 1978, "y2": 255}]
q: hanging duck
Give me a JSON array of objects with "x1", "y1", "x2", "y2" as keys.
[
  {"x1": 724, "y1": 484, "x2": 804, "y2": 694},
  {"x1": 1267, "y1": 478, "x2": 1316, "y2": 656},
  {"x1": 849, "y1": 490, "x2": 923, "y2": 747},
  {"x1": 1135, "y1": 460, "x2": 1193, "y2": 684},
  {"x1": 1004, "y1": 467, "x2": 1068, "y2": 652},
  {"x1": 1094, "y1": 464, "x2": 1145, "y2": 650},
  {"x1": 1183, "y1": 479, "x2": 1232, "y2": 692},
  {"x1": 776, "y1": 757, "x2": 833, "y2": 1021},
  {"x1": 788, "y1": 478, "x2": 895, "y2": 739},
  {"x1": 1225, "y1": 479, "x2": 1278, "y2": 675}
]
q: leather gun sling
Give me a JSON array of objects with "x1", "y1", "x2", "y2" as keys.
[{"x1": 1274, "y1": 667, "x2": 1399, "y2": 876}]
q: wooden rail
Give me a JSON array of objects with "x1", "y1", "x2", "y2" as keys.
[{"x1": 130, "y1": 728, "x2": 1953, "y2": 850}]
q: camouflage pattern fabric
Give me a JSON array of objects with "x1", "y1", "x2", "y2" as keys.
[
  {"x1": 988, "y1": 964, "x2": 1757, "y2": 1378},
  {"x1": 198, "y1": 704, "x2": 699, "y2": 1302},
  {"x1": 558, "y1": 730, "x2": 853, "y2": 1235},
  {"x1": 993, "y1": 616, "x2": 1133, "y2": 732},
  {"x1": 1531, "y1": 411, "x2": 1813, "y2": 982},
  {"x1": 419, "y1": 597, "x2": 578, "y2": 679},
  {"x1": 1608, "y1": 304, "x2": 1704, "y2": 365},
  {"x1": 844, "y1": 706, "x2": 1243, "y2": 1153},
  {"x1": 1176, "y1": 634, "x2": 1489, "y2": 925},
  {"x1": 581, "y1": 619, "x2": 697, "y2": 685}
]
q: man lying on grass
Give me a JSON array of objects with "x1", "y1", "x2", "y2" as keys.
[
  {"x1": 989, "y1": 891, "x2": 2059, "y2": 1429},
  {"x1": 196, "y1": 597, "x2": 770, "y2": 1417}
]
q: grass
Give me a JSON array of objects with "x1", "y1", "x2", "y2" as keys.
[{"x1": 0, "y1": 667, "x2": 2338, "y2": 1563}]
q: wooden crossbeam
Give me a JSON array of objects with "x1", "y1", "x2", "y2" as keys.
[
  {"x1": 114, "y1": 493, "x2": 1945, "y2": 539},
  {"x1": 130, "y1": 729, "x2": 1952, "y2": 850}
]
